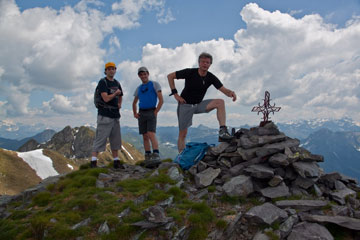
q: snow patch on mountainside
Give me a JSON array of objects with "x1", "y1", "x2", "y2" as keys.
[
  {"x1": 17, "y1": 149, "x2": 58, "y2": 180},
  {"x1": 122, "y1": 146, "x2": 134, "y2": 160}
]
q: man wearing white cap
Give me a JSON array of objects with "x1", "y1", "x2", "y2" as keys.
[{"x1": 132, "y1": 66, "x2": 163, "y2": 168}]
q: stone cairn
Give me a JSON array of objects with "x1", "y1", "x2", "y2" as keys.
[{"x1": 188, "y1": 121, "x2": 360, "y2": 239}]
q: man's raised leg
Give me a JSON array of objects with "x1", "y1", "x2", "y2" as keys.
[
  {"x1": 205, "y1": 99, "x2": 226, "y2": 125},
  {"x1": 178, "y1": 128, "x2": 188, "y2": 153},
  {"x1": 206, "y1": 99, "x2": 232, "y2": 141}
]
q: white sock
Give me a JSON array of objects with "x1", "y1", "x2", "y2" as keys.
[{"x1": 91, "y1": 157, "x2": 97, "y2": 161}]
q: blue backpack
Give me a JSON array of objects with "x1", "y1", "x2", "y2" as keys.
[{"x1": 173, "y1": 142, "x2": 210, "y2": 170}]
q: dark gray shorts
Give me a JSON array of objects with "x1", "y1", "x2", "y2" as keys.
[
  {"x1": 138, "y1": 109, "x2": 157, "y2": 134},
  {"x1": 177, "y1": 99, "x2": 213, "y2": 130},
  {"x1": 92, "y1": 115, "x2": 122, "y2": 152}
]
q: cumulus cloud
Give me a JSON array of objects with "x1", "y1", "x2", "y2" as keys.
[
  {"x1": 1, "y1": 1, "x2": 360, "y2": 129},
  {"x1": 118, "y1": 3, "x2": 360, "y2": 126},
  {"x1": 0, "y1": 0, "x2": 173, "y2": 122},
  {"x1": 46, "y1": 94, "x2": 87, "y2": 114}
]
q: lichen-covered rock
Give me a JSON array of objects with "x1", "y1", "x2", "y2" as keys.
[{"x1": 223, "y1": 175, "x2": 254, "y2": 197}]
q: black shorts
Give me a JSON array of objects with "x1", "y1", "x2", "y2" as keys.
[{"x1": 138, "y1": 109, "x2": 157, "y2": 134}]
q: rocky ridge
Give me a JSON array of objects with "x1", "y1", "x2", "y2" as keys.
[
  {"x1": 1, "y1": 122, "x2": 360, "y2": 239},
  {"x1": 18, "y1": 125, "x2": 144, "y2": 165}
]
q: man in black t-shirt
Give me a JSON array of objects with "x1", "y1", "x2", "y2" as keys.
[
  {"x1": 91, "y1": 62, "x2": 124, "y2": 169},
  {"x1": 167, "y1": 52, "x2": 237, "y2": 152}
]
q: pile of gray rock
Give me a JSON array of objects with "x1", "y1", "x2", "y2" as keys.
[{"x1": 187, "y1": 122, "x2": 360, "y2": 239}]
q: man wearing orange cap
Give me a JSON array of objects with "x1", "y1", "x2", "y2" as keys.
[{"x1": 91, "y1": 62, "x2": 124, "y2": 169}]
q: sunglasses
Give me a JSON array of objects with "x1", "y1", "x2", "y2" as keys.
[{"x1": 141, "y1": 87, "x2": 148, "y2": 93}]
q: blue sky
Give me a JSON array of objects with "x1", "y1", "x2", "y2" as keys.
[{"x1": 1, "y1": 0, "x2": 360, "y2": 133}]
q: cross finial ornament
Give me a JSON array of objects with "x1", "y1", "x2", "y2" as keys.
[{"x1": 251, "y1": 91, "x2": 281, "y2": 127}]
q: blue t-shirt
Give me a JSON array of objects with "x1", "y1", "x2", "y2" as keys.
[{"x1": 133, "y1": 81, "x2": 161, "y2": 109}]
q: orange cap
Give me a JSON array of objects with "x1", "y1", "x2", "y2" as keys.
[{"x1": 105, "y1": 62, "x2": 116, "y2": 70}]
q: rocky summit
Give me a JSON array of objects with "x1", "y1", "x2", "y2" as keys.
[{"x1": 1, "y1": 122, "x2": 360, "y2": 240}]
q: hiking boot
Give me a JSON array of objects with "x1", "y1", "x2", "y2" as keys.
[
  {"x1": 113, "y1": 160, "x2": 124, "y2": 169},
  {"x1": 140, "y1": 154, "x2": 152, "y2": 167},
  {"x1": 145, "y1": 153, "x2": 151, "y2": 161},
  {"x1": 144, "y1": 153, "x2": 161, "y2": 169},
  {"x1": 150, "y1": 152, "x2": 161, "y2": 161},
  {"x1": 90, "y1": 160, "x2": 97, "y2": 168},
  {"x1": 219, "y1": 127, "x2": 233, "y2": 141}
]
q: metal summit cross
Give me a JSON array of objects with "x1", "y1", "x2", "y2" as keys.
[{"x1": 251, "y1": 91, "x2": 281, "y2": 127}]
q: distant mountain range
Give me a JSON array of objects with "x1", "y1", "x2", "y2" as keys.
[
  {"x1": 277, "y1": 117, "x2": 360, "y2": 140},
  {"x1": 0, "y1": 121, "x2": 51, "y2": 140},
  {"x1": 1, "y1": 118, "x2": 360, "y2": 180},
  {"x1": 301, "y1": 129, "x2": 360, "y2": 180},
  {"x1": 0, "y1": 129, "x2": 56, "y2": 151}
]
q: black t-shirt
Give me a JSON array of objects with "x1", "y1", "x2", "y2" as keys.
[
  {"x1": 97, "y1": 78, "x2": 123, "y2": 118},
  {"x1": 175, "y1": 68, "x2": 223, "y2": 104}
]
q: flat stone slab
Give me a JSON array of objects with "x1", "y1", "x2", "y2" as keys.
[
  {"x1": 244, "y1": 202, "x2": 288, "y2": 225},
  {"x1": 330, "y1": 187, "x2": 356, "y2": 205},
  {"x1": 287, "y1": 222, "x2": 334, "y2": 240},
  {"x1": 263, "y1": 138, "x2": 300, "y2": 151},
  {"x1": 237, "y1": 147, "x2": 260, "y2": 161},
  {"x1": 292, "y1": 161, "x2": 321, "y2": 178},
  {"x1": 293, "y1": 176, "x2": 317, "y2": 189},
  {"x1": 300, "y1": 214, "x2": 360, "y2": 231},
  {"x1": 275, "y1": 200, "x2": 328, "y2": 211},
  {"x1": 244, "y1": 164, "x2": 275, "y2": 179},
  {"x1": 239, "y1": 134, "x2": 286, "y2": 149},
  {"x1": 269, "y1": 153, "x2": 289, "y2": 167},
  {"x1": 210, "y1": 142, "x2": 230, "y2": 155},
  {"x1": 260, "y1": 182, "x2": 290, "y2": 199},
  {"x1": 194, "y1": 167, "x2": 221, "y2": 188}
]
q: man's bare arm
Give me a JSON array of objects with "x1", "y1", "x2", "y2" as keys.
[{"x1": 219, "y1": 86, "x2": 237, "y2": 102}]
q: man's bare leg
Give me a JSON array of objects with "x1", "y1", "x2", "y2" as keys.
[
  {"x1": 205, "y1": 99, "x2": 226, "y2": 126},
  {"x1": 142, "y1": 133, "x2": 151, "y2": 152},
  {"x1": 147, "y1": 131, "x2": 159, "y2": 150},
  {"x1": 178, "y1": 128, "x2": 188, "y2": 153}
]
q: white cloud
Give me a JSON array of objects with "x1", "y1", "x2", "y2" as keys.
[
  {"x1": 0, "y1": 0, "x2": 170, "y2": 121},
  {"x1": 112, "y1": 0, "x2": 174, "y2": 24},
  {"x1": 46, "y1": 94, "x2": 88, "y2": 114},
  {"x1": 1, "y1": 1, "x2": 360, "y2": 129},
  {"x1": 157, "y1": 7, "x2": 175, "y2": 24},
  {"x1": 109, "y1": 36, "x2": 121, "y2": 49},
  {"x1": 74, "y1": 0, "x2": 104, "y2": 12},
  {"x1": 118, "y1": 3, "x2": 360, "y2": 127}
]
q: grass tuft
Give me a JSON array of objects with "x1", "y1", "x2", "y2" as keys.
[
  {"x1": 187, "y1": 202, "x2": 215, "y2": 240},
  {"x1": 32, "y1": 191, "x2": 52, "y2": 207},
  {"x1": 219, "y1": 195, "x2": 240, "y2": 205},
  {"x1": 215, "y1": 219, "x2": 228, "y2": 229}
]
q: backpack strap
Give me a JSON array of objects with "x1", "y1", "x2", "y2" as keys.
[{"x1": 98, "y1": 78, "x2": 119, "y2": 110}]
